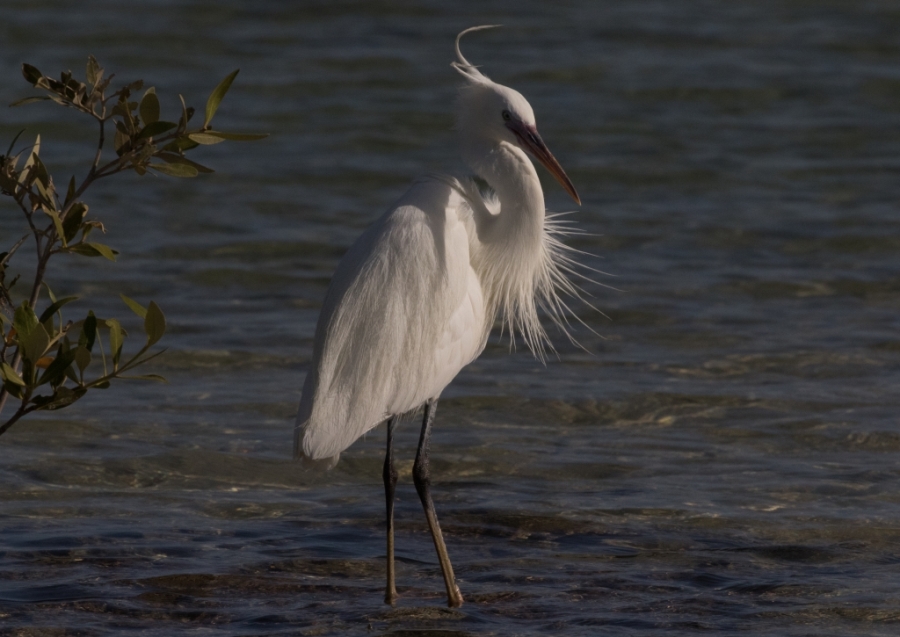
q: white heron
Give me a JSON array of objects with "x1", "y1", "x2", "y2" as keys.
[{"x1": 294, "y1": 25, "x2": 587, "y2": 608}]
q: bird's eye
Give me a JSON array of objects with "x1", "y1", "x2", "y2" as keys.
[{"x1": 501, "y1": 110, "x2": 512, "y2": 121}]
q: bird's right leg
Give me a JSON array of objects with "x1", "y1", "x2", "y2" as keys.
[
  {"x1": 383, "y1": 415, "x2": 399, "y2": 605},
  {"x1": 413, "y1": 399, "x2": 464, "y2": 608}
]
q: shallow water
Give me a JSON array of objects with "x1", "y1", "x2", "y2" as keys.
[{"x1": 2, "y1": 1, "x2": 900, "y2": 635}]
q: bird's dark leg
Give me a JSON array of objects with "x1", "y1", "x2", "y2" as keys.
[
  {"x1": 383, "y1": 415, "x2": 399, "y2": 605},
  {"x1": 413, "y1": 399, "x2": 463, "y2": 608}
]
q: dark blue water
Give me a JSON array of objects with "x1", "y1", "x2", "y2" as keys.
[{"x1": 2, "y1": 1, "x2": 900, "y2": 635}]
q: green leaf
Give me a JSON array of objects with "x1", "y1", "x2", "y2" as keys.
[
  {"x1": 3, "y1": 380, "x2": 25, "y2": 399},
  {"x1": 62, "y1": 202, "x2": 88, "y2": 243},
  {"x1": 120, "y1": 374, "x2": 168, "y2": 383},
  {"x1": 31, "y1": 154, "x2": 51, "y2": 189},
  {"x1": 65, "y1": 175, "x2": 76, "y2": 206},
  {"x1": 113, "y1": 126, "x2": 130, "y2": 156},
  {"x1": 74, "y1": 345, "x2": 91, "y2": 374},
  {"x1": 64, "y1": 360, "x2": 79, "y2": 384},
  {"x1": 154, "y1": 152, "x2": 214, "y2": 174},
  {"x1": 148, "y1": 161, "x2": 198, "y2": 177},
  {"x1": 178, "y1": 93, "x2": 194, "y2": 127},
  {"x1": 45, "y1": 283, "x2": 58, "y2": 304},
  {"x1": 34, "y1": 178, "x2": 53, "y2": 210},
  {"x1": 21, "y1": 358, "x2": 34, "y2": 388},
  {"x1": 66, "y1": 242, "x2": 118, "y2": 261},
  {"x1": 80, "y1": 313, "x2": 97, "y2": 352},
  {"x1": 120, "y1": 294, "x2": 147, "y2": 319},
  {"x1": 123, "y1": 79, "x2": 144, "y2": 93},
  {"x1": 14, "y1": 302, "x2": 39, "y2": 340},
  {"x1": 43, "y1": 208, "x2": 67, "y2": 246},
  {"x1": 19, "y1": 135, "x2": 41, "y2": 186},
  {"x1": 137, "y1": 120, "x2": 177, "y2": 140},
  {"x1": 22, "y1": 63, "x2": 43, "y2": 86},
  {"x1": 199, "y1": 130, "x2": 269, "y2": 141},
  {"x1": 37, "y1": 348, "x2": 78, "y2": 387},
  {"x1": 29, "y1": 134, "x2": 41, "y2": 158},
  {"x1": 162, "y1": 137, "x2": 200, "y2": 153},
  {"x1": 1, "y1": 362, "x2": 26, "y2": 387},
  {"x1": 204, "y1": 68, "x2": 239, "y2": 128},
  {"x1": 107, "y1": 318, "x2": 123, "y2": 368},
  {"x1": 114, "y1": 116, "x2": 134, "y2": 138},
  {"x1": 10, "y1": 96, "x2": 51, "y2": 107},
  {"x1": 144, "y1": 301, "x2": 166, "y2": 346},
  {"x1": 38, "y1": 296, "x2": 78, "y2": 324},
  {"x1": 89, "y1": 242, "x2": 118, "y2": 261},
  {"x1": 86, "y1": 55, "x2": 102, "y2": 86},
  {"x1": 139, "y1": 88, "x2": 160, "y2": 125},
  {"x1": 187, "y1": 132, "x2": 226, "y2": 146},
  {"x1": 40, "y1": 286, "x2": 59, "y2": 333},
  {"x1": 66, "y1": 243, "x2": 99, "y2": 257},
  {"x1": 21, "y1": 322, "x2": 51, "y2": 364}
]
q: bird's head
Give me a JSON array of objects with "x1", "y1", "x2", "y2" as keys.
[{"x1": 452, "y1": 26, "x2": 580, "y2": 205}]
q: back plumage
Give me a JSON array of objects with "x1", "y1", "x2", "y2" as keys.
[{"x1": 295, "y1": 177, "x2": 487, "y2": 463}]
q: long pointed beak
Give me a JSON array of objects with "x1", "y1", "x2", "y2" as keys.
[{"x1": 507, "y1": 121, "x2": 580, "y2": 205}]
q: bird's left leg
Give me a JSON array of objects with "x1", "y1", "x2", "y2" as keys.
[
  {"x1": 383, "y1": 415, "x2": 399, "y2": 605},
  {"x1": 413, "y1": 398, "x2": 463, "y2": 608}
]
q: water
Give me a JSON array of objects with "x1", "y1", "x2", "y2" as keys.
[{"x1": 2, "y1": 1, "x2": 900, "y2": 634}]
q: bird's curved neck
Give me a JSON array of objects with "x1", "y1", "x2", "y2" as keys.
[
  {"x1": 463, "y1": 140, "x2": 545, "y2": 249},
  {"x1": 461, "y1": 137, "x2": 549, "y2": 351}
]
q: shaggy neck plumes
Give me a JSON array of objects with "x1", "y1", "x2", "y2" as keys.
[
  {"x1": 464, "y1": 139, "x2": 545, "y2": 247},
  {"x1": 460, "y1": 133, "x2": 556, "y2": 356}
]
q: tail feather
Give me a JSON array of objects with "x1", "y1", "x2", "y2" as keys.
[{"x1": 294, "y1": 425, "x2": 340, "y2": 470}]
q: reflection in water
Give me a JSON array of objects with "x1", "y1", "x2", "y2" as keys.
[{"x1": 2, "y1": 2, "x2": 900, "y2": 636}]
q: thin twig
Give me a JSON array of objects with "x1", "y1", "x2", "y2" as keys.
[
  {"x1": 0, "y1": 403, "x2": 35, "y2": 436},
  {"x1": 0, "y1": 234, "x2": 28, "y2": 268},
  {"x1": 88, "y1": 116, "x2": 105, "y2": 179}
]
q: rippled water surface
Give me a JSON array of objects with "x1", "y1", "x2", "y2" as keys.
[{"x1": 2, "y1": 1, "x2": 900, "y2": 635}]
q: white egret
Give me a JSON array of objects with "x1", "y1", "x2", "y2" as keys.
[{"x1": 294, "y1": 25, "x2": 587, "y2": 608}]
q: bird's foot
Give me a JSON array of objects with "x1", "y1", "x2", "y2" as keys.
[
  {"x1": 384, "y1": 589, "x2": 398, "y2": 606},
  {"x1": 447, "y1": 585, "x2": 463, "y2": 608}
]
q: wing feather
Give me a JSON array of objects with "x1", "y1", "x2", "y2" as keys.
[{"x1": 296, "y1": 176, "x2": 486, "y2": 461}]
